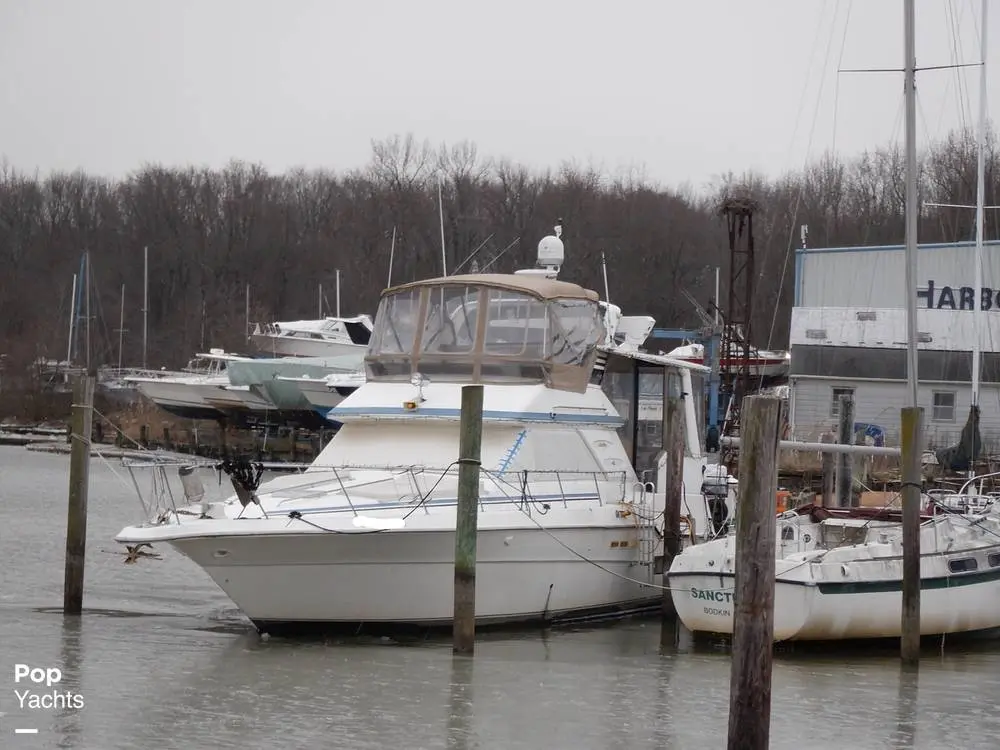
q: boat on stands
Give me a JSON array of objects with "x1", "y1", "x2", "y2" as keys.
[
  {"x1": 124, "y1": 349, "x2": 267, "y2": 422},
  {"x1": 665, "y1": 339, "x2": 789, "y2": 380},
  {"x1": 249, "y1": 315, "x2": 374, "y2": 359},
  {"x1": 277, "y1": 370, "x2": 368, "y2": 417},
  {"x1": 115, "y1": 225, "x2": 737, "y2": 634}
]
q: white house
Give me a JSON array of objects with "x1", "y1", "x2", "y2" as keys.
[{"x1": 789, "y1": 239, "x2": 1000, "y2": 449}]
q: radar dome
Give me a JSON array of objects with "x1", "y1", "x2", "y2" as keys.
[{"x1": 536, "y1": 235, "x2": 564, "y2": 267}]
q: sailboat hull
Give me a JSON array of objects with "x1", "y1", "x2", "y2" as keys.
[
  {"x1": 167, "y1": 526, "x2": 660, "y2": 631},
  {"x1": 670, "y1": 557, "x2": 1000, "y2": 642}
]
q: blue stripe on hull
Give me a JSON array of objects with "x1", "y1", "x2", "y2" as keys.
[{"x1": 327, "y1": 406, "x2": 623, "y2": 425}]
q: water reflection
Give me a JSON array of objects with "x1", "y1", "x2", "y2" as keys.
[
  {"x1": 447, "y1": 655, "x2": 476, "y2": 750},
  {"x1": 56, "y1": 617, "x2": 83, "y2": 750},
  {"x1": 891, "y1": 665, "x2": 919, "y2": 749},
  {"x1": 651, "y1": 655, "x2": 678, "y2": 750}
]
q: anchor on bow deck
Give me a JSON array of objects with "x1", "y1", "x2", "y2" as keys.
[{"x1": 217, "y1": 456, "x2": 269, "y2": 518}]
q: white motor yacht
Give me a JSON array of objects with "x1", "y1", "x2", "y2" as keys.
[{"x1": 116, "y1": 227, "x2": 736, "y2": 634}]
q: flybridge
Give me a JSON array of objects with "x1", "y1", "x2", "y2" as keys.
[{"x1": 918, "y1": 280, "x2": 1000, "y2": 311}]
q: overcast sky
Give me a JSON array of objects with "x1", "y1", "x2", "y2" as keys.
[{"x1": 0, "y1": 0, "x2": 996, "y2": 191}]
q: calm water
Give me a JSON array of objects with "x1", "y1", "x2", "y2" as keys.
[{"x1": 2, "y1": 445, "x2": 1000, "y2": 749}]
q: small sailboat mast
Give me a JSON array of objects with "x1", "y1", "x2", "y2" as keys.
[{"x1": 902, "y1": 0, "x2": 918, "y2": 409}]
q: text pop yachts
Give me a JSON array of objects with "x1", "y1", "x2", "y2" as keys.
[{"x1": 13, "y1": 664, "x2": 85, "y2": 710}]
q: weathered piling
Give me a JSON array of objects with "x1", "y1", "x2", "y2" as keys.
[
  {"x1": 900, "y1": 406, "x2": 923, "y2": 664},
  {"x1": 727, "y1": 395, "x2": 781, "y2": 750},
  {"x1": 63, "y1": 373, "x2": 96, "y2": 615},
  {"x1": 453, "y1": 384, "x2": 484, "y2": 655},
  {"x1": 836, "y1": 394, "x2": 855, "y2": 507},
  {"x1": 661, "y1": 377, "x2": 685, "y2": 630}
]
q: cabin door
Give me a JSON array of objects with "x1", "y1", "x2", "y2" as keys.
[{"x1": 599, "y1": 355, "x2": 666, "y2": 484}]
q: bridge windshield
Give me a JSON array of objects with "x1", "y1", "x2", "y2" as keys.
[{"x1": 366, "y1": 275, "x2": 604, "y2": 392}]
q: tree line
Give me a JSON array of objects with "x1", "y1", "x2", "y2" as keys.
[{"x1": 0, "y1": 127, "x2": 997, "y2": 391}]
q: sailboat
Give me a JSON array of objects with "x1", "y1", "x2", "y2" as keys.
[{"x1": 668, "y1": 0, "x2": 1000, "y2": 642}]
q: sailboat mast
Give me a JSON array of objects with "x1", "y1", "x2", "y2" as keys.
[
  {"x1": 142, "y1": 245, "x2": 148, "y2": 370},
  {"x1": 335, "y1": 268, "x2": 341, "y2": 317},
  {"x1": 85, "y1": 251, "x2": 92, "y2": 373},
  {"x1": 903, "y1": 0, "x2": 919, "y2": 408},
  {"x1": 438, "y1": 178, "x2": 447, "y2": 275},
  {"x1": 66, "y1": 273, "x2": 77, "y2": 367},
  {"x1": 972, "y1": 0, "x2": 988, "y2": 406},
  {"x1": 118, "y1": 283, "x2": 125, "y2": 371}
]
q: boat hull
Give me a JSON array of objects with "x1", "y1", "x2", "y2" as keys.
[
  {"x1": 669, "y1": 568, "x2": 1000, "y2": 641},
  {"x1": 250, "y1": 337, "x2": 367, "y2": 359},
  {"x1": 167, "y1": 526, "x2": 660, "y2": 630},
  {"x1": 671, "y1": 356, "x2": 788, "y2": 380},
  {"x1": 292, "y1": 379, "x2": 355, "y2": 410}
]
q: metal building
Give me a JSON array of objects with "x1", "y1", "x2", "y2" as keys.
[{"x1": 789, "y1": 239, "x2": 1000, "y2": 449}]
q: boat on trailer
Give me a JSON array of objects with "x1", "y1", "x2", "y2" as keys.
[{"x1": 115, "y1": 225, "x2": 737, "y2": 634}]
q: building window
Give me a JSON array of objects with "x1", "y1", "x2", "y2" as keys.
[
  {"x1": 932, "y1": 391, "x2": 956, "y2": 422},
  {"x1": 830, "y1": 387, "x2": 855, "y2": 417}
]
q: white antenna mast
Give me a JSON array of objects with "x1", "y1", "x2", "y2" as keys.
[
  {"x1": 117, "y1": 283, "x2": 126, "y2": 371},
  {"x1": 335, "y1": 269, "x2": 341, "y2": 318},
  {"x1": 387, "y1": 226, "x2": 396, "y2": 288},
  {"x1": 601, "y1": 251, "x2": 610, "y2": 303},
  {"x1": 438, "y1": 177, "x2": 447, "y2": 275},
  {"x1": 66, "y1": 272, "x2": 77, "y2": 367}
]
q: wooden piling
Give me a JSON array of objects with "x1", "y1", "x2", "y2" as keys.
[
  {"x1": 453, "y1": 384, "x2": 484, "y2": 655},
  {"x1": 661, "y1": 381, "x2": 685, "y2": 626},
  {"x1": 900, "y1": 406, "x2": 923, "y2": 664},
  {"x1": 836, "y1": 394, "x2": 855, "y2": 507},
  {"x1": 820, "y1": 432, "x2": 836, "y2": 505},
  {"x1": 727, "y1": 395, "x2": 781, "y2": 750},
  {"x1": 63, "y1": 373, "x2": 96, "y2": 615}
]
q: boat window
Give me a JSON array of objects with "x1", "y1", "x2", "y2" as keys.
[
  {"x1": 370, "y1": 288, "x2": 422, "y2": 356},
  {"x1": 989, "y1": 553, "x2": 1000, "y2": 568},
  {"x1": 421, "y1": 285, "x2": 479, "y2": 355},
  {"x1": 550, "y1": 299, "x2": 603, "y2": 365},
  {"x1": 344, "y1": 320, "x2": 372, "y2": 345},
  {"x1": 948, "y1": 557, "x2": 978, "y2": 573},
  {"x1": 781, "y1": 525, "x2": 795, "y2": 541},
  {"x1": 690, "y1": 370, "x2": 705, "y2": 438},
  {"x1": 483, "y1": 289, "x2": 548, "y2": 358},
  {"x1": 602, "y1": 356, "x2": 636, "y2": 464}
]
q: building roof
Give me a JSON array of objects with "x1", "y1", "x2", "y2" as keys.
[
  {"x1": 385, "y1": 273, "x2": 600, "y2": 302},
  {"x1": 796, "y1": 239, "x2": 1000, "y2": 256}
]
